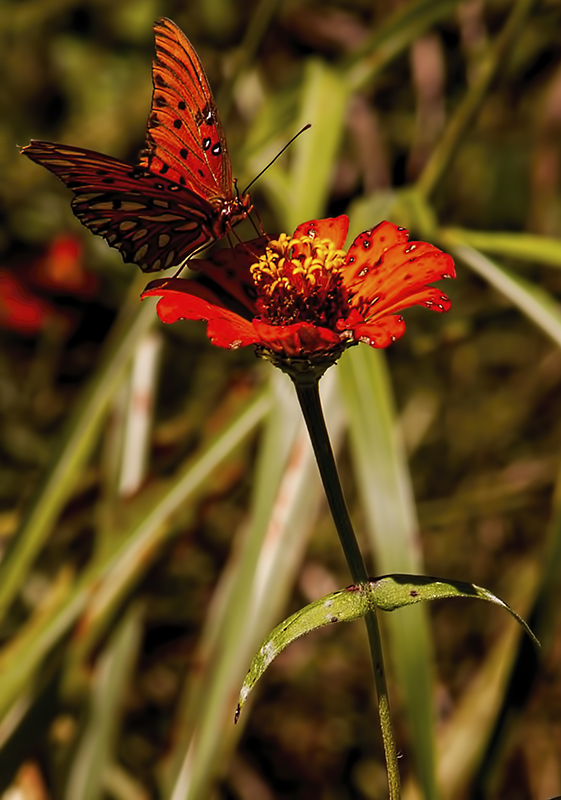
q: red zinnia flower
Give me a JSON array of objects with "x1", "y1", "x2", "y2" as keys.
[{"x1": 143, "y1": 215, "x2": 455, "y2": 376}]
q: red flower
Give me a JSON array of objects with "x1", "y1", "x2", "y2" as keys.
[
  {"x1": 143, "y1": 215, "x2": 455, "y2": 372},
  {"x1": 32, "y1": 234, "x2": 98, "y2": 297},
  {"x1": 0, "y1": 270, "x2": 55, "y2": 335}
]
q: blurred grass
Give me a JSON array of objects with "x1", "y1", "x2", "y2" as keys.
[{"x1": 2, "y1": 0, "x2": 561, "y2": 798}]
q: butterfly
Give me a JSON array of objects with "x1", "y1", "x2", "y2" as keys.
[{"x1": 21, "y1": 18, "x2": 252, "y2": 273}]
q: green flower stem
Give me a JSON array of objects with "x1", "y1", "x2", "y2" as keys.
[{"x1": 294, "y1": 378, "x2": 401, "y2": 800}]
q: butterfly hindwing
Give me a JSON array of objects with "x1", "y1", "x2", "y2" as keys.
[{"x1": 22, "y1": 141, "x2": 218, "y2": 272}]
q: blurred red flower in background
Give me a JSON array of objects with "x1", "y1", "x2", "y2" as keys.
[
  {"x1": 0, "y1": 234, "x2": 98, "y2": 336},
  {"x1": 31, "y1": 234, "x2": 97, "y2": 297},
  {"x1": 0, "y1": 270, "x2": 54, "y2": 335}
]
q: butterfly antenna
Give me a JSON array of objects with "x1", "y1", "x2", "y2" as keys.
[{"x1": 242, "y1": 124, "x2": 311, "y2": 194}]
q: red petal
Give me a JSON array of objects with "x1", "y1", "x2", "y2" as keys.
[
  {"x1": 343, "y1": 221, "x2": 410, "y2": 285},
  {"x1": 352, "y1": 315, "x2": 406, "y2": 349},
  {"x1": 143, "y1": 277, "x2": 222, "y2": 314},
  {"x1": 142, "y1": 278, "x2": 259, "y2": 349},
  {"x1": 252, "y1": 319, "x2": 341, "y2": 357},
  {"x1": 342, "y1": 223, "x2": 455, "y2": 320},
  {"x1": 206, "y1": 315, "x2": 260, "y2": 349},
  {"x1": 293, "y1": 216, "x2": 349, "y2": 249},
  {"x1": 364, "y1": 286, "x2": 452, "y2": 320},
  {"x1": 355, "y1": 247, "x2": 454, "y2": 311},
  {"x1": 190, "y1": 237, "x2": 267, "y2": 313}
]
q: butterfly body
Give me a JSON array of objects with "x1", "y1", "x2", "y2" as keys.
[{"x1": 21, "y1": 18, "x2": 251, "y2": 273}]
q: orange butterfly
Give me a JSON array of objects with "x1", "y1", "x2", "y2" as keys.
[{"x1": 22, "y1": 18, "x2": 252, "y2": 273}]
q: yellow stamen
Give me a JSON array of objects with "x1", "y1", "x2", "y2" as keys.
[{"x1": 250, "y1": 234, "x2": 348, "y2": 326}]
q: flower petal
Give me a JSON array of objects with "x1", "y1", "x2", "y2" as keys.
[
  {"x1": 293, "y1": 215, "x2": 349, "y2": 249},
  {"x1": 363, "y1": 286, "x2": 452, "y2": 321},
  {"x1": 252, "y1": 318, "x2": 341, "y2": 357},
  {"x1": 142, "y1": 278, "x2": 259, "y2": 349},
  {"x1": 355, "y1": 246, "x2": 454, "y2": 310},
  {"x1": 343, "y1": 221, "x2": 410, "y2": 286},
  {"x1": 189, "y1": 237, "x2": 267, "y2": 313},
  {"x1": 342, "y1": 223, "x2": 455, "y2": 322},
  {"x1": 352, "y1": 315, "x2": 406, "y2": 349}
]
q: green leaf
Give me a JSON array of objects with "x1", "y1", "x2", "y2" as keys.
[
  {"x1": 236, "y1": 583, "x2": 371, "y2": 722},
  {"x1": 236, "y1": 574, "x2": 538, "y2": 721},
  {"x1": 369, "y1": 574, "x2": 539, "y2": 647}
]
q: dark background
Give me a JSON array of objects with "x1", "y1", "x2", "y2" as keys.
[{"x1": 2, "y1": 1, "x2": 561, "y2": 798}]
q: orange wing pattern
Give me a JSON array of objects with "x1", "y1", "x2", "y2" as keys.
[
  {"x1": 21, "y1": 18, "x2": 251, "y2": 273},
  {"x1": 139, "y1": 18, "x2": 232, "y2": 198}
]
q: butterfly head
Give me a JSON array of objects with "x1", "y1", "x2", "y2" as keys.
[{"x1": 209, "y1": 191, "x2": 252, "y2": 240}]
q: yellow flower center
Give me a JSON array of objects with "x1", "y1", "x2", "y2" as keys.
[{"x1": 250, "y1": 234, "x2": 348, "y2": 326}]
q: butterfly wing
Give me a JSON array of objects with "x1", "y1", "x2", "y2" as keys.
[
  {"x1": 139, "y1": 18, "x2": 232, "y2": 199},
  {"x1": 21, "y1": 19, "x2": 251, "y2": 273},
  {"x1": 21, "y1": 140, "x2": 220, "y2": 272}
]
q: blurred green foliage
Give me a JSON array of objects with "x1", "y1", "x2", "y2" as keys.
[{"x1": 2, "y1": 0, "x2": 561, "y2": 798}]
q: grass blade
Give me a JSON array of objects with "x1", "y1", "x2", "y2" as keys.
[
  {"x1": 261, "y1": 61, "x2": 348, "y2": 229},
  {"x1": 0, "y1": 388, "x2": 270, "y2": 724},
  {"x1": 64, "y1": 605, "x2": 143, "y2": 800},
  {"x1": 0, "y1": 276, "x2": 155, "y2": 620},
  {"x1": 162, "y1": 371, "x2": 345, "y2": 800},
  {"x1": 441, "y1": 236, "x2": 561, "y2": 349},
  {"x1": 442, "y1": 227, "x2": 561, "y2": 269}
]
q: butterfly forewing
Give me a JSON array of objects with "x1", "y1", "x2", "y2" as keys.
[
  {"x1": 140, "y1": 18, "x2": 231, "y2": 197},
  {"x1": 21, "y1": 18, "x2": 251, "y2": 273},
  {"x1": 22, "y1": 141, "x2": 217, "y2": 272}
]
